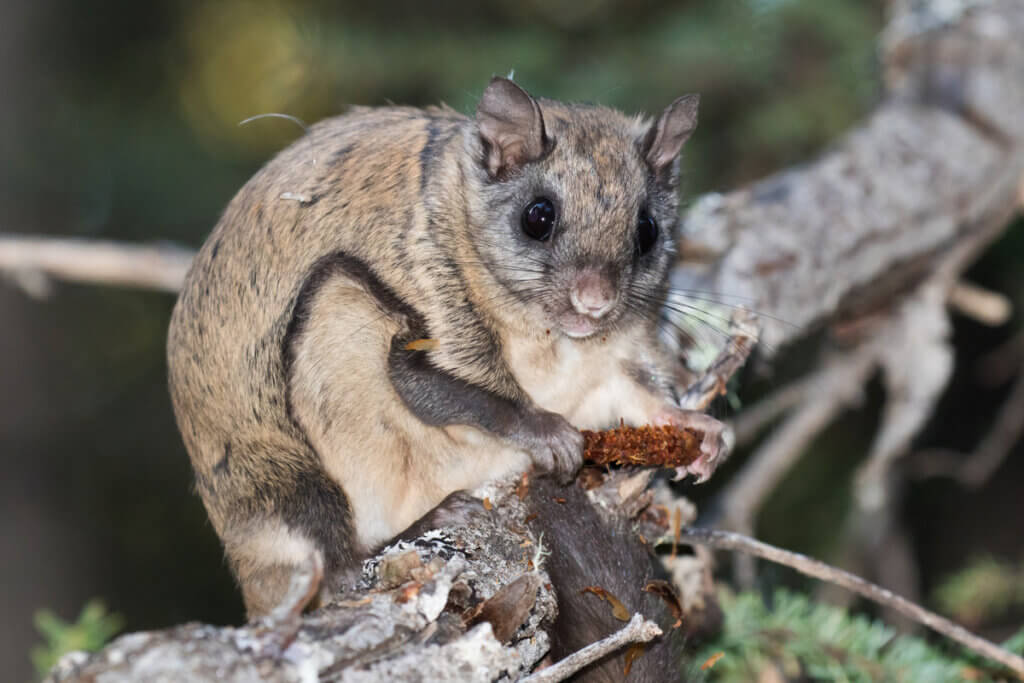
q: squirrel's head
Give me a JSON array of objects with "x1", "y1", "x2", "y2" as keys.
[{"x1": 464, "y1": 77, "x2": 698, "y2": 340}]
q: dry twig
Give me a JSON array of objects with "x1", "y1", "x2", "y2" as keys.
[
  {"x1": 728, "y1": 376, "x2": 814, "y2": 448},
  {"x1": 520, "y1": 614, "x2": 662, "y2": 683},
  {"x1": 678, "y1": 527, "x2": 1024, "y2": 679},
  {"x1": 977, "y1": 329, "x2": 1024, "y2": 387},
  {"x1": 913, "y1": 365, "x2": 1024, "y2": 488},
  {"x1": 948, "y1": 281, "x2": 1012, "y2": 327}
]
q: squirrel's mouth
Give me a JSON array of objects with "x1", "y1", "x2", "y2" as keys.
[
  {"x1": 552, "y1": 293, "x2": 623, "y2": 339},
  {"x1": 557, "y1": 312, "x2": 603, "y2": 339}
]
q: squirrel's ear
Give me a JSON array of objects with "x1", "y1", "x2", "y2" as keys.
[
  {"x1": 641, "y1": 94, "x2": 699, "y2": 181},
  {"x1": 476, "y1": 77, "x2": 548, "y2": 177}
]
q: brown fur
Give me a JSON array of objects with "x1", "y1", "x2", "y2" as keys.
[{"x1": 167, "y1": 79, "x2": 708, "y2": 645}]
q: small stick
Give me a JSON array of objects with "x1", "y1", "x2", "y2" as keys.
[
  {"x1": 913, "y1": 364, "x2": 1024, "y2": 488},
  {"x1": 948, "y1": 280, "x2": 1012, "y2": 327},
  {"x1": 677, "y1": 527, "x2": 1024, "y2": 679},
  {"x1": 521, "y1": 614, "x2": 662, "y2": 683},
  {"x1": 729, "y1": 376, "x2": 814, "y2": 447}
]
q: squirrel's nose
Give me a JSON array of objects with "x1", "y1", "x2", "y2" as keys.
[{"x1": 570, "y1": 271, "x2": 616, "y2": 319}]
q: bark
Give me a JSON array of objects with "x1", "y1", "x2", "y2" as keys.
[
  {"x1": 47, "y1": 481, "x2": 555, "y2": 683},
  {"x1": 674, "y1": 0, "x2": 1024, "y2": 352}
]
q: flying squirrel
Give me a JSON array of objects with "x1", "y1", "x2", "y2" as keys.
[{"x1": 166, "y1": 78, "x2": 725, "y2": 646}]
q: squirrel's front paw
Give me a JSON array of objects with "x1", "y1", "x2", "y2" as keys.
[
  {"x1": 516, "y1": 410, "x2": 584, "y2": 484},
  {"x1": 654, "y1": 408, "x2": 729, "y2": 484}
]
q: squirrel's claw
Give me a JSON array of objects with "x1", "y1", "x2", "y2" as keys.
[{"x1": 653, "y1": 409, "x2": 729, "y2": 484}]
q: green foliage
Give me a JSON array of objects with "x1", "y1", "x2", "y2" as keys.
[
  {"x1": 696, "y1": 588, "x2": 1005, "y2": 682},
  {"x1": 31, "y1": 600, "x2": 124, "y2": 679},
  {"x1": 934, "y1": 556, "x2": 1024, "y2": 627}
]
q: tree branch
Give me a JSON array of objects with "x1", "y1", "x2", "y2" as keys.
[{"x1": 0, "y1": 236, "x2": 193, "y2": 295}]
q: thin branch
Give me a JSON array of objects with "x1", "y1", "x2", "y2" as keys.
[
  {"x1": 0, "y1": 236, "x2": 194, "y2": 294},
  {"x1": 960, "y1": 362, "x2": 1024, "y2": 487},
  {"x1": 717, "y1": 347, "x2": 877, "y2": 533},
  {"x1": 853, "y1": 281, "x2": 953, "y2": 512},
  {"x1": 728, "y1": 376, "x2": 814, "y2": 447},
  {"x1": 948, "y1": 280, "x2": 1012, "y2": 327},
  {"x1": 678, "y1": 527, "x2": 1024, "y2": 679},
  {"x1": 520, "y1": 614, "x2": 662, "y2": 683},
  {"x1": 977, "y1": 329, "x2": 1024, "y2": 387},
  {"x1": 912, "y1": 364, "x2": 1024, "y2": 488}
]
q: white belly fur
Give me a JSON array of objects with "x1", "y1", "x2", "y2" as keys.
[{"x1": 504, "y1": 329, "x2": 663, "y2": 430}]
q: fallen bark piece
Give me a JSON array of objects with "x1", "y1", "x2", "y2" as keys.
[
  {"x1": 580, "y1": 586, "x2": 631, "y2": 622},
  {"x1": 465, "y1": 573, "x2": 542, "y2": 643},
  {"x1": 642, "y1": 580, "x2": 684, "y2": 629},
  {"x1": 582, "y1": 424, "x2": 702, "y2": 469}
]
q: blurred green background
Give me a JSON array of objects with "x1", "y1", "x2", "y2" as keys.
[{"x1": 3, "y1": 0, "x2": 1023, "y2": 679}]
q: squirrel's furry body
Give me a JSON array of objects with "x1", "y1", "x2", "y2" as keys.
[{"x1": 168, "y1": 80, "x2": 714, "y2": 676}]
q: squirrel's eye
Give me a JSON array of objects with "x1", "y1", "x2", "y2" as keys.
[
  {"x1": 521, "y1": 198, "x2": 555, "y2": 241},
  {"x1": 635, "y1": 210, "x2": 659, "y2": 255}
]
